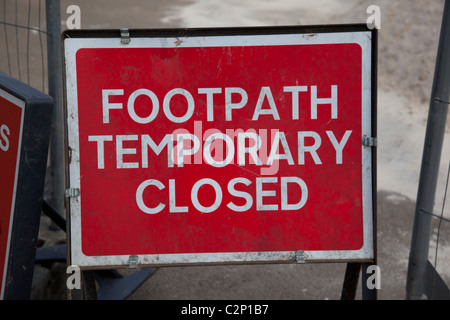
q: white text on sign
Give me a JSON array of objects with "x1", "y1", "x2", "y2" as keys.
[
  {"x1": 85, "y1": 84, "x2": 354, "y2": 214},
  {"x1": 0, "y1": 124, "x2": 10, "y2": 152}
]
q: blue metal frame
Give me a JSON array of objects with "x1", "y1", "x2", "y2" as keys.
[{"x1": 0, "y1": 71, "x2": 53, "y2": 299}]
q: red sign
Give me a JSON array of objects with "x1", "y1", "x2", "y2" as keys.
[
  {"x1": 65, "y1": 27, "x2": 375, "y2": 267},
  {"x1": 0, "y1": 92, "x2": 23, "y2": 298}
]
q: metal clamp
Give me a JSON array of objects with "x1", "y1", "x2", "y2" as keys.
[
  {"x1": 120, "y1": 28, "x2": 130, "y2": 44},
  {"x1": 128, "y1": 255, "x2": 139, "y2": 268},
  {"x1": 362, "y1": 135, "x2": 377, "y2": 147},
  {"x1": 434, "y1": 97, "x2": 450, "y2": 104},
  {"x1": 295, "y1": 250, "x2": 306, "y2": 263},
  {"x1": 65, "y1": 188, "x2": 80, "y2": 198}
]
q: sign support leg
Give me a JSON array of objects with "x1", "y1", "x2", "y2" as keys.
[
  {"x1": 341, "y1": 263, "x2": 378, "y2": 300},
  {"x1": 82, "y1": 270, "x2": 98, "y2": 300},
  {"x1": 341, "y1": 263, "x2": 361, "y2": 300},
  {"x1": 39, "y1": 201, "x2": 157, "y2": 300}
]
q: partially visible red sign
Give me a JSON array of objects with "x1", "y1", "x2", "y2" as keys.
[{"x1": 0, "y1": 93, "x2": 23, "y2": 298}]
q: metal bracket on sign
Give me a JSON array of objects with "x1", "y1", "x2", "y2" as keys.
[
  {"x1": 295, "y1": 250, "x2": 306, "y2": 263},
  {"x1": 362, "y1": 135, "x2": 377, "y2": 147},
  {"x1": 434, "y1": 97, "x2": 450, "y2": 104},
  {"x1": 65, "y1": 188, "x2": 80, "y2": 198},
  {"x1": 128, "y1": 255, "x2": 139, "y2": 268},
  {"x1": 120, "y1": 28, "x2": 130, "y2": 44}
]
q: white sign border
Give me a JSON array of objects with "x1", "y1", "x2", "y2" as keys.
[{"x1": 64, "y1": 29, "x2": 375, "y2": 268}]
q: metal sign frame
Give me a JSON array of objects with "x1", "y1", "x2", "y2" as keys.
[
  {"x1": 63, "y1": 25, "x2": 377, "y2": 269},
  {"x1": 0, "y1": 72, "x2": 53, "y2": 299}
]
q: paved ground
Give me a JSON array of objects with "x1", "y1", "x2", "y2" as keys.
[
  {"x1": 31, "y1": 190, "x2": 422, "y2": 300},
  {"x1": 126, "y1": 191, "x2": 418, "y2": 300}
]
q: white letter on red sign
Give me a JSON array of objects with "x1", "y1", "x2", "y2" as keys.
[
  {"x1": 102, "y1": 89, "x2": 123, "y2": 123},
  {"x1": 198, "y1": 88, "x2": 222, "y2": 121},
  {"x1": 225, "y1": 87, "x2": 248, "y2": 121},
  {"x1": 127, "y1": 89, "x2": 160, "y2": 124},
  {"x1": 298, "y1": 131, "x2": 322, "y2": 165},
  {"x1": 256, "y1": 177, "x2": 278, "y2": 211},
  {"x1": 141, "y1": 134, "x2": 174, "y2": 168},
  {"x1": 163, "y1": 88, "x2": 195, "y2": 123},
  {"x1": 310, "y1": 85, "x2": 338, "y2": 120},
  {"x1": 326, "y1": 130, "x2": 352, "y2": 164},
  {"x1": 88, "y1": 135, "x2": 113, "y2": 169},
  {"x1": 136, "y1": 179, "x2": 165, "y2": 214},
  {"x1": 237, "y1": 132, "x2": 262, "y2": 166},
  {"x1": 203, "y1": 133, "x2": 235, "y2": 168},
  {"x1": 191, "y1": 178, "x2": 222, "y2": 213},
  {"x1": 169, "y1": 179, "x2": 188, "y2": 213},
  {"x1": 227, "y1": 177, "x2": 253, "y2": 212},
  {"x1": 116, "y1": 135, "x2": 139, "y2": 169},
  {"x1": 281, "y1": 177, "x2": 308, "y2": 210},
  {"x1": 283, "y1": 86, "x2": 308, "y2": 120},
  {"x1": 267, "y1": 131, "x2": 294, "y2": 166},
  {"x1": 175, "y1": 133, "x2": 200, "y2": 167},
  {"x1": 252, "y1": 86, "x2": 280, "y2": 121},
  {"x1": 0, "y1": 124, "x2": 10, "y2": 152}
]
